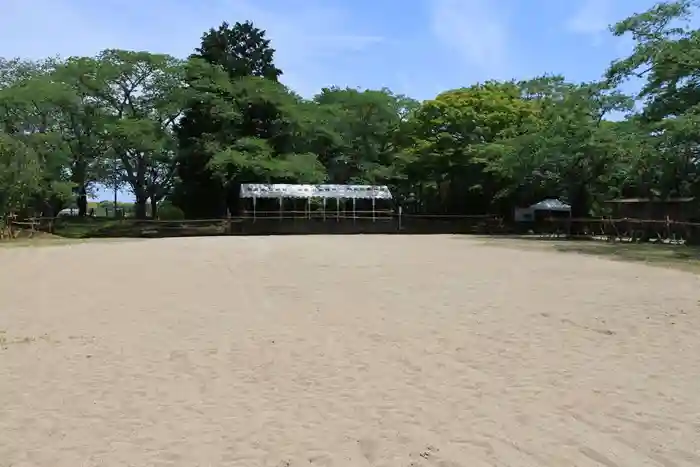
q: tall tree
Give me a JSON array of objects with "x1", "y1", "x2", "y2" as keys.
[
  {"x1": 311, "y1": 87, "x2": 418, "y2": 184},
  {"x1": 202, "y1": 72, "x2": 327, "y2": 189},
  {"x1": 43, "y1": 64, "x2": 111, "y2": 216},
  {"x1": 486, "y1": 78, "x2": 633, "y2": 216},
  {"x1": 607, "y1": 0, "x2": 700, "y2": 201},
  {"x1": 0, "y1": 132, "x2": 43, "y2": 219},
  {"x1": 69, "y1": 50, "x2": 186, "y2": 219},
  {"x1": 0, "y1": 59, "x2": 77, "y2": 215},
  {"x1": 196, "y1": 21, "x2": 282, "y2": 82},
  {"x1": 402, "y1": 81, "x2": 538, "y2": 214},
  {"x1": 173, "y1": 21, "x2": 284, "y2": 218}
]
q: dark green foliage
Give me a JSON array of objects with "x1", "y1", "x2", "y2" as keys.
[
  {"x1": 3, "y1": 3, "x2": 700, "y2": 223},
  {"x1": 195, "y1": 21, "x2": 282, "y2": 82},
  {"x1": 156, "y1": 201, "x2": 185, "y2": 220},
  {"x1": 172, "y1": 22, "x2": 286, "y2": 218}
]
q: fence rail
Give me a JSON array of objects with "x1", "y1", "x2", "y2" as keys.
[{"x1": 4, "y1": 213, "x2": 700, "y2": 243}]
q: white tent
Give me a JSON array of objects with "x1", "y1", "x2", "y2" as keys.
[
  {"x1": 239, "y1": 183, "x2": 393, "y2": 221},
  {"x1": 529, "y1": 198, "x2": 571, "y2": 212},
  {"x1": 240, "y1": 184, "x2": 392, "y2": 200}
]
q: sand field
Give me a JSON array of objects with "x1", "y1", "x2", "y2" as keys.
[{"x1": 1, "y1": 235, "x2": 699, "y2": 466}]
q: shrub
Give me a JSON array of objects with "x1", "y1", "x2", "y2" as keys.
[{"x1": 157, "y1": 202, "x2": 185, "y2": 220}]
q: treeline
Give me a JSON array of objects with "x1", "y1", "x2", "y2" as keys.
[{"x1": 1, "y1": 0, "x2": 699, "y2": 221}]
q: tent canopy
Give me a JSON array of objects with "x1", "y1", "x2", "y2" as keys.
[
  {"x1": 240, "y1": 183, "x2": 393, "y2": 200},
  {"x1": 529, "y1": 198, "x2": 571, "y2": 212}
]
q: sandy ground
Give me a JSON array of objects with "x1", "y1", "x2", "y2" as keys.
[{"x1": 1, "y1": 235, "x2": 699, "y2": 467}]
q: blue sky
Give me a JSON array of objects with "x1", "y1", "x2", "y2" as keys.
[{"x1": 1, "y1": 0, "x2": 659, "y2": 201}]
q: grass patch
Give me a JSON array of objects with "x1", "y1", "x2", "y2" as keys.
[
  {"x1": 477, "y1": 236, "x2": 700, "y2": 274},
  {"x1": 53, "y1": 218, "x2": 127, "y2": 238},
  {"x1": 0, "y1": 232, "x2": 86, "y2": 248},
  {"x1": 0, "y1": 236, "x2": 137, "y2": 248},
  {"x1": 4, "y1": 217, "x2": 227, "y2": 244},
  {"x1": 52, "y1": 217, "x2": 227, "y2": 239},
  {"x1": 553, "y1": 242, "x2": 700, "y2": 273}
]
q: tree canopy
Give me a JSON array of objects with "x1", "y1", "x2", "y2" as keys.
[{"x1": 1, "y1": 2, "x2": 699, "y2": 220}]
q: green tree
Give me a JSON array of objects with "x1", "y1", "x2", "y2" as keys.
[
  {"x1": 0, "y1": 132, "x2": 42, "y2": 218},
  {"x1": 0, "y1": 59, "x2": 78, "y2": 215},
  {"x1": 311, "y1": 87, "x2": 419, "y2": 184},
  {"x1": 487, "y1": 78, "x2": 633, "y2": 216},
  {"x1": 70, "y1": 50, "x2": 186, "y2": 219},
  {"x1": 204, "y1": 74, "x2": 327, "y2": 188},
  {"x1": 607, "y1": 0, "x2": 700, "y2": 201},
  {"x1": 402, "y1": 81, "x2": 538, "y2": 213},
  {"x1": 173, "y1": 21, "x2": 284, "y2": 218},
  {"x1": 45, "y1": 64, "x2": 111, "y2": 216},
  {"x1": 196, "y1": 21, "x2": 282, "y2": 81}
]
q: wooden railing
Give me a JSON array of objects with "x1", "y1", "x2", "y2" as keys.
[{"x1": 2, "y1": 213, "x2": 699, "y2": 243}]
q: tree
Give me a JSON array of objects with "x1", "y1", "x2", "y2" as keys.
[
  {"x1": 607, "y1": 0, "x2": 700, "y2": 120},
  {"x1": 0, "y1": 56, "x2": 126, "y2": 216},
  {"x1": 486, "y1": 78, "x2": 634, "y2": 217},
  {"x1": 0, "y1": 58, "x2": 60, "y2": 136},
  {"x1": 196, "y1": 21, "x2": 282, "y2": 81},
  {"x1": 44, "y1": 64, "x2": 111, "y2": 216},
  {"x1": 203, "y1": 74, "x2": 327, "y2": 188},
  {"x1": 4, "y1": 0, "x2": 699, "y2": 230},
  {"x1": 607, "y1": 0, "x2": 700, "y2": 201},
  {"x1": 0, "y1": 132, "x2": 42, "y2": 218},
  {"x1": 0, "y1": 59, "x2": 79, "y2": 216},
  {"x1": 311, "y1": 87, "x2": 419, "y2": 184},
  {"x1": 0, "y1": 57, "x2": 58, "y2": 90},
  {"x1": 173, "y1": 21, "x2": 284, "y2": 218},
  {"x1": 0, "y1": 130, "x2": 73, "y2": 220},
  {"x1": 69, "y1": 50, "x2": 186, "y2": 219},
  {"x1": 402, "y1": 81, "x2": 538, "y2": 213}
]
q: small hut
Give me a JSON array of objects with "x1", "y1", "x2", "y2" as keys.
[
  {"x1": 515, "y1": 198, "x2": 571, "y2": 222},
  {"x1": 513, "y1": 198, "x2": 571, "y2": 235},
  {"x1": 530, "y1": 198, "x2": 571, "y2": 219}
]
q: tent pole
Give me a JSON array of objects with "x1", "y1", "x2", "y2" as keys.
[
  {"x1": 372, "y1": 197, "x2": 376, "y2": 222},
  {"x1": 252, "y1": 195, "x2": 256, "y2": 222},
  {"x1": 352, "y1": 197, "x2": 356, "y2": 224},
  {"x1": 279, "y1": 195, "x2": 283, "y2": 222}
]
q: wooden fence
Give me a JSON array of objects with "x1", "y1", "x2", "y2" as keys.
[
  {"x1": 3, "y1": 213, "x2": 700, "y2": 243},
  {"x1": 540, "y1": 217, "x2": 700, "y2": 244}
]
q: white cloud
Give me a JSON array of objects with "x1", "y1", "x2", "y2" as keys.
[
  {"x1": 0, "y1": 0, "x2": 383, "y2": 97},
  {"x1": 429, "y1": 0, "x2": 509, "y2": 77},
  {"x1": 566, "y1": 0, "x2": 613, "y2": 45}
]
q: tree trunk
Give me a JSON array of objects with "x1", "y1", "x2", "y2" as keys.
[
  {"x1": 134, "y1": 196, "x2": 147, "y2": 219},
  {"x1": 150, "y1": 197, "x2": 158, "y2": 219},
  {"x1": 133, "y1": 157, "x2": 148, "y2": 220},
  {"x1": 569, "y1": 184, "x2": 590, "y2": 235},
  {"x1": 72, "y1": 162, "x2": 88, "y2": 217},
  {"x1": 77, "y1": 184, "x2": 88, "y2": 217},
  {"x1": 133, "y1": 185, "x2": 148, "y2": 220},
  {"x1": 226, "y1": 182, "x2": 241, "y2": 216}
]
